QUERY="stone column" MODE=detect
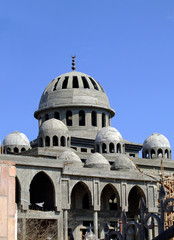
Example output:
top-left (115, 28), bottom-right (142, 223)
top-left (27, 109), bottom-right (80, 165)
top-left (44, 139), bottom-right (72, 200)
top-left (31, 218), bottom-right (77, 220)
top-left (93, 211), bottom-right (98, 239)
top-left (64, 210), bottom-right (68, 240)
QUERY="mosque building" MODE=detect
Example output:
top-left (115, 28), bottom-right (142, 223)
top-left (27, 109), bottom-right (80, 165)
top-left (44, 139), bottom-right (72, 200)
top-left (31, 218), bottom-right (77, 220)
top-left (1, 57), bottom-right (173, 240)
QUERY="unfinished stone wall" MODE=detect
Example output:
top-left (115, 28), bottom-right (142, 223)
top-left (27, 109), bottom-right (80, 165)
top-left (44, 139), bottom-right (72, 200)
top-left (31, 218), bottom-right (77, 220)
top-left (0, 160), bottom-right (16, 240)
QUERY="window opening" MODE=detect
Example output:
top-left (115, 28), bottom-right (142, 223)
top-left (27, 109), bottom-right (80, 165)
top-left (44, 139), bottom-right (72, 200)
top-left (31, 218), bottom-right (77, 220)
top-left (109, 143), bottom-right (115, 153)
top-left (54, 112), bottom-right (60, 120)
top-left (72, 76), bottom-right (79, 88)
top-left (102, 143), bottom-right (107, 153)
top-left (79, 110), bottom-right (85, 126)
top-left (165, 149), bottom-right (169, 158)
top-left (117, 143), bottom-right (121, 153)
top-left (45, 136), bottom-right (50, 147)
top-left (102, 113), bottom-right (106, 127)
top-left (21, 148), bottom-right (26, 152)
top-left (61, 136), bottom-right (66, 147)
top-left (158, 149), bottom-right (163, 158)
top-left (14, 147), bottom-right (19, 153)
top-left (81, 76), bottom-right (90, 89)
top-left (53, 78), bottom-right (60, 91)
top-left (81, 148), bottom-right (87, 152)
top-left (45, 114), bottom-right (49, 121)
top-left (66, 111), bottom-right (72, 126)
top-left (151, 149), bottom-right (156, 159)
top-left (62, 77), bottom-right (69, 89)
top-left (53, 136), bottom-right (58, 146)
top-left (91, 111), bottom-right (97, 126)
top-left (89, 77), bottom-right (99, 90)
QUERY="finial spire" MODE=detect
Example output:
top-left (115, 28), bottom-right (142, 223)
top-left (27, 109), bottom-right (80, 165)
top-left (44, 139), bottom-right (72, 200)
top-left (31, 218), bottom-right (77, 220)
top-left (72, 55), bottom-right (76, 71)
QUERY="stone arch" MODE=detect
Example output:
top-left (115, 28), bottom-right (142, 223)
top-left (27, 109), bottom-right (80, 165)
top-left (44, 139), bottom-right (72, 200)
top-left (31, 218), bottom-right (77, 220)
top-left (53, 135), bottom-right (58, 146)
top-left (70, 181), bottom-right (92, 210)
top-left (109, 142), bottom-right (115, 153)
top-left (15, 177), bottom-right (21, 208)
top-left (21, 148), bottom-right (26, 152)
top-left (151, 149), bottom-right (156, 159)
top-left (45, 136), bottom-right (50, 147)
top-left (100, 183), bottom-right (120, 211)
top-left (158, 149), bottom-right (163, 158)
top-left (128, 185), bottom-right (146, 219)
top-left (29, 171), bottom-right (55, 211)
top-left (14, 147), bottom-right (19, 153)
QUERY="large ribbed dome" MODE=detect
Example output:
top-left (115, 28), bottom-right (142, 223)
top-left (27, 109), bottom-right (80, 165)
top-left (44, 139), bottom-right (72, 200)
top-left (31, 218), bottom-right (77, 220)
top-left (34, 71), bottom-right (115, 118)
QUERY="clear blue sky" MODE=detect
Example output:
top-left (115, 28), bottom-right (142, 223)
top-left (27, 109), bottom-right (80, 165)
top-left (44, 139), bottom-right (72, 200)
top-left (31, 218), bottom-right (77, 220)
top-left (1, 0), bottom-right (174, 157)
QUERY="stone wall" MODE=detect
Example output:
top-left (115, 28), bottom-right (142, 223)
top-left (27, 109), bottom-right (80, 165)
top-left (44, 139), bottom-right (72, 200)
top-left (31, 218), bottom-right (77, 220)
top-left (0, 160), bottom-right (16, 240)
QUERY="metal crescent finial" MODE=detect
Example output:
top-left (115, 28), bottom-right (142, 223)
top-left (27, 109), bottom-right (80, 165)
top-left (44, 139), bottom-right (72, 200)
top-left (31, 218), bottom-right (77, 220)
top-left (71, 55), bottom-right (76, 71)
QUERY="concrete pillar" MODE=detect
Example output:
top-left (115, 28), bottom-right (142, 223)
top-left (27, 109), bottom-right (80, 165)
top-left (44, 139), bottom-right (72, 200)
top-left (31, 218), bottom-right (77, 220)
top-left (22, 218), bottom-right (26, 240)
top-left (93, 211), bottom-right (98, 239)
top-left (64, 210), bottom-right (68, 240)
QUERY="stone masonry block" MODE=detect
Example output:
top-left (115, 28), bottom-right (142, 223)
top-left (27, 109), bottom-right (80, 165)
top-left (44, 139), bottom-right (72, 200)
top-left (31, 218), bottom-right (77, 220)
top-left (8, 217), bottom-right (15, 240)
top-left (0, 196), bottom-right (7, 237)
top-left (9, 166), bottom-right (16, 178)
top-left (8, 178), bottom-right (15, 217)
top-left (0, 165), bottom-right (8, 196)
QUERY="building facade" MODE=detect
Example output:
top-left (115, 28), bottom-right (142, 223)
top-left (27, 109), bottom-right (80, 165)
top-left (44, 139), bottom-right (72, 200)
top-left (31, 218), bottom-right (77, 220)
top-left (1, 61), bottom-right (173, 239)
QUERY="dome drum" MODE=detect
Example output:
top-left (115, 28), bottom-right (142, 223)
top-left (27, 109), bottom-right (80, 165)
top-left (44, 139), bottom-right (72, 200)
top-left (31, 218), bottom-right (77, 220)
top-left (142, 147), bottom-right (171, 159)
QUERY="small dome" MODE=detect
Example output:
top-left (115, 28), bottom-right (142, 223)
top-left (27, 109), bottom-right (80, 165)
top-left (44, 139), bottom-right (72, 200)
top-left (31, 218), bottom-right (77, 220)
top-left (143, 133), bottom-right (170, 149)
top-left (111, 155), bottom-right (136, 171)
top-left (95, 127), bottom-right (122, 143)
top-left (39, 118), bottom-right (69, 135)
top-left (58, 150), bottom-right (83, 166)
top-left (3, 131), bottom-right (30, 147)
top-left (85, 153), bottom-right (110, 170)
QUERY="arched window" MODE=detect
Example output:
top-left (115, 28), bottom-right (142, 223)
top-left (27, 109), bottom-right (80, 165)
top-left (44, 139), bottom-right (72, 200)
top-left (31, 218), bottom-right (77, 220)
top-left (151, 149), bottom-right (156, 159)
top-left (14, 147), bottom-right (19, 153)
top-left (54, 112), bottom-right (60, 120)
top-left (109, 143), bottom-right (115, 153)
top-left (91, 111), bottom-right (97, 126)
top-left (102, 143), bottom-right (107, 153)
top-left (81, 76), bottom-right (90, 89)
top-left (62, 77), bottom-right (69, 89)
top-left (21, 148), bottom-right (26, 152)
top-left (165, 149), bottom-right (169, 159)
top-left (158, 149), bottom-right (163, 158)
top-left (73, 76), bottom-right (79, 88)
top-left (66, 111), bottom-right (72, 126)
top-left (45, 136), bottom-right (50, 147)
top-left (79, 110), bottom-right (85, 126)
top-left (145, 150), bottom-right (149, 158)
top-left (61, 136), bottom-right (66, 147)
top-left (102, 113), bottom-right (106, 127)
top-left (30, 172), bottom-right (55, 211)
top-left (45, 114), bottom-right (49, 121)
top-left (117, 143), bottom-right (121, 153)
top-left (53, 136), bottom-right (58, 146)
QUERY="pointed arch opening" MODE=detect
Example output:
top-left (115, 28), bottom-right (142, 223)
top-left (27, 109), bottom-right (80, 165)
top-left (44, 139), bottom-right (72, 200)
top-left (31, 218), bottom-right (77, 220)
top-left (128, 185), bottom-right (146, 219)
top-left (71, 182), bottom-right (92, 210)
top-left (30, 172), bottom-right (55, 211)
top-left (101, 184), bottom-right (120, 211)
